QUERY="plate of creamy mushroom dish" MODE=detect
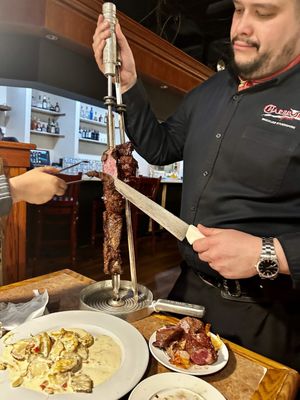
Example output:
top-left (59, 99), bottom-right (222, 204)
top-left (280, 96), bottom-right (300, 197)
top-left (0, 310), bottom-right (149, 400)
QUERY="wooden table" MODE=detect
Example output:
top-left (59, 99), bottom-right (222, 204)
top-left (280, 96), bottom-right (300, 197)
top-left (0, 269), bottom-right (299, 399)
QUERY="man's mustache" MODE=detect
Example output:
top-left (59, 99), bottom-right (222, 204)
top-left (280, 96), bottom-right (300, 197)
top-left (231, 36), bottom-right (259, 50)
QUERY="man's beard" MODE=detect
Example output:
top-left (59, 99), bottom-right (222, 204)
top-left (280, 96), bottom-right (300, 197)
top-left (229, 48), bottom-right (270, 79)
top-left (228, 35), bottom-right (298, 79)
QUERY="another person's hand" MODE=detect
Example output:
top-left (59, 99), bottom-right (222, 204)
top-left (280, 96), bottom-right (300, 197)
top-left (93, 14), bottom-right (137, 93)
top-left (9, 167), bottom-right (67, 205)
top-left (192, 224), bottom-right (289, 278)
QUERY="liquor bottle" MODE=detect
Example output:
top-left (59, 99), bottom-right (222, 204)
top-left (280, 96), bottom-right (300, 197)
top-left (42, 96), bottom-right (47, 109)
top-left (37, 95), bottom-right (43, 108)
top-left (85, 106), bottom-right (89, 119)
top-left (89, 107), bottom-right (94, 120)
top-left (31, 95), bottom-right (36, 107)
top-left (55, 102), bottom-right (60, 113)
top-left (51, 119), bottom-right (56, 134)
top-left (55, 122), bottom-right (60, 134)
top-left (80, 105), bottom-right (85, 118)
top-left (47, 117), bottom-right (51, 133)
top-left (104, 113), bottom-right (108, 124)
top-left (31, 117), bottom-right (37, 130)
top-left (36, 118), bottom-right (42, 131)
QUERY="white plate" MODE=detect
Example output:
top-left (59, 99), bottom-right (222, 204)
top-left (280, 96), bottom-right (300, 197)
top-left (0, 310), bottom-right (149, 400)
top-left (129, 372), bottom-right (226, 400)
top-left (149, 331), bottom-right (228, 375)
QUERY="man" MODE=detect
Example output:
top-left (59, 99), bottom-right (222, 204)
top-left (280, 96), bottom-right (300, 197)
top-left (0, 167), bottom-right (67, 216)
top-left (93, 0), bottom-right (300, 370)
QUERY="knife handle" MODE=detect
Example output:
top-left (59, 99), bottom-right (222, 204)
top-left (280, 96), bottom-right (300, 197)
top-left (153, 299), bottom-right (205, 318)
top-left (186, 225), bottom-right (205, 244)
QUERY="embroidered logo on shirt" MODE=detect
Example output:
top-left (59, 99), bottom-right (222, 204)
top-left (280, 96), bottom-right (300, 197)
top-left (261, 104), bottom-right (300, 130)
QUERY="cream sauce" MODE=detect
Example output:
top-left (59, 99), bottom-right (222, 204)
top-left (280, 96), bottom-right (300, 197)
top-left (0, 328), bottom-right (121, 395)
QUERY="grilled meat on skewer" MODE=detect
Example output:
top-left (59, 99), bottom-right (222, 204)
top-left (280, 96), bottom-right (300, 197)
top-left (87, 142), bottom-right (138, 275)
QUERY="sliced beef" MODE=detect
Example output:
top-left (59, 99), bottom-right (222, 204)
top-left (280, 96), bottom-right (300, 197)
top-left (185, 332), bottom-right (217, 365)
top-left (153, 325), bottom-right (184, 348)
top-left (178, 316), bottom-right (204, 334)
top-left (152, 317), bottom-right (219, 367)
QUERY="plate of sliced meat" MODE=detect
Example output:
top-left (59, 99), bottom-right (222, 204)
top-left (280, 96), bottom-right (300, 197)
top-left (149, 317), bottom-right (229, 375)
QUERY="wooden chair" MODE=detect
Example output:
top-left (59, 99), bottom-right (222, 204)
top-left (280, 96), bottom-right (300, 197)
top-left (32, 173), bottom-right (82, 273)
top-left (128, 175), bottom-right (161, 256)
top-left (91, 195), bottom-right (104, 246)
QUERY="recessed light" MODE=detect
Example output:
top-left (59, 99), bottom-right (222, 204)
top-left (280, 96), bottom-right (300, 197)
top-left (160, 84), bottom-right (168, 90)
top-left (45, 33), bottom-right (58, 41)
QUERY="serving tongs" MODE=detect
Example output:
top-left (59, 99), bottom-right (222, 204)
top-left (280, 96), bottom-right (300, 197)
top-left (102, 2), bottom-right (138, 304)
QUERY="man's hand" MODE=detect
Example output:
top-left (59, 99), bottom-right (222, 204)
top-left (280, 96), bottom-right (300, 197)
top-left (192, 224), bottom-right (290, 278)
top-left (192, 224), bottom-right (262, 279)
top-left (9, 167), bottom-right (67, 205)
top-left (93, 14), bottom-right (137, 93)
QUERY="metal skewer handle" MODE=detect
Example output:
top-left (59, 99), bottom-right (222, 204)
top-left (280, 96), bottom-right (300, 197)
top-left (102, 2), bottom-right (118, 77)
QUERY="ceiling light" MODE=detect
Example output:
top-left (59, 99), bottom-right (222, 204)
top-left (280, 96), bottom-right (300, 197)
top-left (45, 34), bottom-right (58, 41)
top-left (160, 84), bottom-right (168, 89)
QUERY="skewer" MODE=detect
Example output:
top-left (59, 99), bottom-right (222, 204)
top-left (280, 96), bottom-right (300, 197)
top-left (102, 2), bottom-right (138, 303)
top-left (102, 2), bottom-right (121, 302)
top-left (115, 63), bottom-right (138, 300)
top-left (52, 160), bottom-right (89, 174)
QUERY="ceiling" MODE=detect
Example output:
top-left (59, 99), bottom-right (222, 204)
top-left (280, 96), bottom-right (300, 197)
top-left (113, 0), bottom-right (234, 71)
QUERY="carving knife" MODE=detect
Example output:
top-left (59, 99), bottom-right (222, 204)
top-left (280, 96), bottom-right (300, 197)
top-left (114, 177), bottom-right (205, 244)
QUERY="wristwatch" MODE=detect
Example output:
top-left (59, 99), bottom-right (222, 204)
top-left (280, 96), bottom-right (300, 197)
top-left (255, 237), bottom-right (279, 279)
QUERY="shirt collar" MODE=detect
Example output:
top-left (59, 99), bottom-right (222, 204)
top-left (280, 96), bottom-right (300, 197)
top-left (238, 54), bottom-right (300, 91)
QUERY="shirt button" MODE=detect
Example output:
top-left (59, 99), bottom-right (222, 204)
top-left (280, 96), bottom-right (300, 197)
top-left (203, 171), bottom-right (209, 177)
top-left (191, 206), bottom-right (196, 211)
top-left (216, 133), bottom-right (221, 139)
top-left (233, 95), bottom-right (239, 101)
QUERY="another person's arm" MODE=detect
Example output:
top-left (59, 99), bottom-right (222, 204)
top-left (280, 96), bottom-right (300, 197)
top-left (9, 167), bottom-right (67, 205)
top-left (0, 167), bottom-right (67, 216)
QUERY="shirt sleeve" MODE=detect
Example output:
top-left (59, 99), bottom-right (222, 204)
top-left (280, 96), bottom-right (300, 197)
top-left (123, 79), bottom-right (187, 165)
top-left (0, 174), bottom-right (12, 216)
top-left (277, 233), bottom-right (300, 288)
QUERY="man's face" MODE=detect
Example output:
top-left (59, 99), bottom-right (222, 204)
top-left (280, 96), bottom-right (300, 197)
top-left (230, 0), bottom-right (300, 79)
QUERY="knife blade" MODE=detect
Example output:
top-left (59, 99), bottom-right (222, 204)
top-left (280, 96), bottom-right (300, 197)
top-left (114, 177), bottom-right (205, 244)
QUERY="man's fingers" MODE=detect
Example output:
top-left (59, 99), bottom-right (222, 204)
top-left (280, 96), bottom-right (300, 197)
top-left (197, 224), bottom-right (223, 236)
top-left (198, 250), bottom-right (211, 263)
top-left (57, 179), bottom-right (67, 192)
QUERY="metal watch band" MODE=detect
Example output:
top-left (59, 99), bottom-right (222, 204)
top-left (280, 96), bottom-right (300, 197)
top-left (261, 237), bottom-right (277, 259)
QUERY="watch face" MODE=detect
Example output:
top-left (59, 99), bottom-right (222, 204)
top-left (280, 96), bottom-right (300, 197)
top-left (257, 259), bottom-right (279, 279)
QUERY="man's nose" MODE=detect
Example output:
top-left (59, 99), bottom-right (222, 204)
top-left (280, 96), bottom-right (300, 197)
top-left (234, 13), bottom-right (254, 37)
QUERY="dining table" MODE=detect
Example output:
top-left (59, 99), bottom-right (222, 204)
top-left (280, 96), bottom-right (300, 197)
top-left (0, 268), bottom-right (299, 400)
